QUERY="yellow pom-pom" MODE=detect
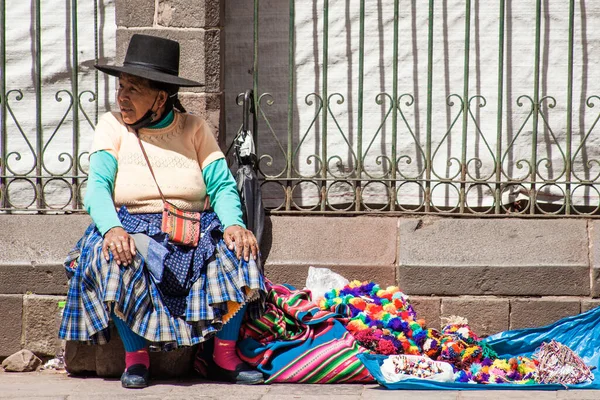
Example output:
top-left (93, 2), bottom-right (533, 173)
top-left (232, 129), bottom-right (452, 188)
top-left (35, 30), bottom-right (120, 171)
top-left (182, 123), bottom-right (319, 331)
top-left (383, 303), bottom-right (396, 313)
top-left (463, 346), bottom-right (478, 358)
top-left (492, 359), bottom-right (510, 371)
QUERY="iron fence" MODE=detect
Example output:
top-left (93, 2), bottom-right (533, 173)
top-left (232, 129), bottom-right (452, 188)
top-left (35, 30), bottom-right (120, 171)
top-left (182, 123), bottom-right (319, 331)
top-left (3, 1), bottom-right (600, 217)
top-left (0, 0), bottom-right (108, 212)
top-left (240, 0), bottom-right (600, 216)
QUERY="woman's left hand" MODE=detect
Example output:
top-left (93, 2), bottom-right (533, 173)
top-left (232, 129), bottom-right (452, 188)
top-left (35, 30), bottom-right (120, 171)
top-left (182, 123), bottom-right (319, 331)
top-left (223, 225), bottom-right (258, 261)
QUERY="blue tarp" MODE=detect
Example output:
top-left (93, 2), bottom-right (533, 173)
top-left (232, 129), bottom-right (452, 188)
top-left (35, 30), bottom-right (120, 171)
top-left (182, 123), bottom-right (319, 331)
top-left (357, 305), bottom-right (600, 390)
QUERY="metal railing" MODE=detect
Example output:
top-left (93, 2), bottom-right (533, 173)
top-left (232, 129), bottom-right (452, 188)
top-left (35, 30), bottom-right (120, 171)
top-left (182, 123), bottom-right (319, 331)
top-left (240, 0), bottom-right (600, 216)
top-left (3, 1), bottom-right (600, 218)
top-left (0, 0), bottom-right (105, 212)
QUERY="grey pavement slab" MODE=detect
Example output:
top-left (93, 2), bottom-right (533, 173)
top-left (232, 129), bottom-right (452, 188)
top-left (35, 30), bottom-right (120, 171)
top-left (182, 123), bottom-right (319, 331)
top-left (1, 371), bottom-right (599, 399)
top-left (362, 388), bottom-right (459, 400)
top-left (557, 391), bottom-right (600, 399)
top-left (458, 391), bottom-right (558, 400)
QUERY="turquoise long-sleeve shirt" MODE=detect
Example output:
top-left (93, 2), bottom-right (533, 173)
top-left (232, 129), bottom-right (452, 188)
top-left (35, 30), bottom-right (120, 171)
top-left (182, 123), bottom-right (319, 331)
top-left (84, 112), bottom-right (244, 236)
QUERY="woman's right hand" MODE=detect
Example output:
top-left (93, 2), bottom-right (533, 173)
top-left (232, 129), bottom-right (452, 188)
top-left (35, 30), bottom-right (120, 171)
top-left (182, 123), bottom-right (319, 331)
top-left (102, 227), bottom-right (136, 266)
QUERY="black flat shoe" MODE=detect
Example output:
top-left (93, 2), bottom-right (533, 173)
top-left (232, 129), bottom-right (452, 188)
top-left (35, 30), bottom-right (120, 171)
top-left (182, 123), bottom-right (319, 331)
top-left (208, 362), bottom-right (264, 385)
top-left (120, 364), bottom-right (150, 388)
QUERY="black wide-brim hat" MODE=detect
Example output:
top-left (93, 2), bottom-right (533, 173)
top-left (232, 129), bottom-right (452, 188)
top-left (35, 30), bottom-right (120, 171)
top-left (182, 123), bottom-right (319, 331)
top-left (95, 34), bottom-right (203, 87)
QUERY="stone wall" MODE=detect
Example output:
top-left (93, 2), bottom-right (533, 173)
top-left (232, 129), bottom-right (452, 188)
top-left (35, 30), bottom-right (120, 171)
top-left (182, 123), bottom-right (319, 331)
top-left (2, 214), bottom-right (600, 361)
top-left (114, 0), bottom-right (224, 143)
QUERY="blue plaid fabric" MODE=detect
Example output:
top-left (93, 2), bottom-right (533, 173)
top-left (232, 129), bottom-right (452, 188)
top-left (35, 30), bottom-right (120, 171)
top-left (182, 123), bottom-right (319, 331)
top-left (59, 207), bottom-right (265, 346)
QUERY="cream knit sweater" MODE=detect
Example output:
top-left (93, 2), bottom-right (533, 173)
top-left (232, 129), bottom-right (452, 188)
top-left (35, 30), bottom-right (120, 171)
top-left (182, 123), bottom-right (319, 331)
top-left (91, 111), bottom-right (224, 214)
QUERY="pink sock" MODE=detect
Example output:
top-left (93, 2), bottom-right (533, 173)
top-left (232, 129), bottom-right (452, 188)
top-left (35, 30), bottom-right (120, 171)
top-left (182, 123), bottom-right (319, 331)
top-left (125, 349), bottom-right (150, 370)
top-left (213, 338), bottom-right (243, 371)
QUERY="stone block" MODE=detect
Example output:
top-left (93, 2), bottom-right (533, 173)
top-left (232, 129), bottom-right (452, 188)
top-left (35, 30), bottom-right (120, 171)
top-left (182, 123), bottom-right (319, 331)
top-left (115, 0), bottom-right (155, 27)
top-left (95, 327), bottom-right (126, 378)
top-left (264, 264), bottom-right (396, 292)
top-left (22, 295), bottom-right (66, 357)
top-left (157, 0), bottom-right (221, 27)
top-left (441, 297), bottom-right (509, 337)
top-left (0, 215), bottom-right (91, 265)
top-left (150, 345), bottom-right (197, 378)
top-left (65, 324), bottom-right (196, 378)
top-left (409, 296), bottom-right (441, 330)
top-left (116, 28), bottom-right (212, 93)
top-left (1, 349), bottom-right (42, 372)
top-left (264, 216), bottom-right (398, 267)
top-left (509, 298), bottom-right (581, 330)
top-left (179, 92), bottom-right (222, 141)
top-left (202, 28), bottom-right (221, 93)
top-left (398, 218), bottom-right (589, 296)
top-left (0, 264), bottom-right (68, 295)
top-left (64, 341), bottom-right (96, 375)
top-left (590, 221), bottom-right (600, 297)
top-left (398, 265), bottom-right (588, 297)
top-left (0, 295), bottom-right (23, 358)
top-left (581, 299), bottom-right (600, 313)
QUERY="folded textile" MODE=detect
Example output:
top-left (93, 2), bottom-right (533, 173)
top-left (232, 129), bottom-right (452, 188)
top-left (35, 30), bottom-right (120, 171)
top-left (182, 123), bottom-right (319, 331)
top-left (236, 282), bottom-right (374, 384)
top-left (130, 233), bottom-right (167, 283)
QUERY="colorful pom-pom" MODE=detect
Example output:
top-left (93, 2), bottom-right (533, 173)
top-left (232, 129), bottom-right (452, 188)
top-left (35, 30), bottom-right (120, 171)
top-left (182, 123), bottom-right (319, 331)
top-left (319, 280), bottom-right (543, 385)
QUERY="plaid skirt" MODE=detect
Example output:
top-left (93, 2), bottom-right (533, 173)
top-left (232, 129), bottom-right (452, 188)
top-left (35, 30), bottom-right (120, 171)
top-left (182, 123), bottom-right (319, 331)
top-left (59, 207), bottom-right (266, 346)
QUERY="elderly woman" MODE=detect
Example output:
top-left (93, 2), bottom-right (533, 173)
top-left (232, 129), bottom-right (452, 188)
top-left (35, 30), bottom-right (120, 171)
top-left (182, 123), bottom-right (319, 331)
top-left (59, 34), bottom-right (266, 388)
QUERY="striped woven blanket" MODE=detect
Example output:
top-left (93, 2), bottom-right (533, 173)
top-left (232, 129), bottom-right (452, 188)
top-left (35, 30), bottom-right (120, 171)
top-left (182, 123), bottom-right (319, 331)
top-left (237, 282), bottom-right (374, 383)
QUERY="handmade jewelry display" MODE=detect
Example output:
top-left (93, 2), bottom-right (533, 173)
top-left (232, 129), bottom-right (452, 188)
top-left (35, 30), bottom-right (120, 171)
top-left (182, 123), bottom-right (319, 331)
top-left (380, 354), bottom-right (454, 383)
top-left (535, 340), bottom-right (593, 385)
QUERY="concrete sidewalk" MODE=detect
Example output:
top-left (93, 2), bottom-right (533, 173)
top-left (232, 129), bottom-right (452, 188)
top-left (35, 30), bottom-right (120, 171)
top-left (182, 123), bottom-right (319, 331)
top-left (1, 370), bottom-right (599, 400)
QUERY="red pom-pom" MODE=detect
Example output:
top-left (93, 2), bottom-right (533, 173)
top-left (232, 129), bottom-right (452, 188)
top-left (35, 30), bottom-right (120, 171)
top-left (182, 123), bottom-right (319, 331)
top-left (376, 340), bottom-right (397, 355)
top-left (366, 303), bottom-right (383, 314)
top-left (351, 298), bottom-right (367, 311)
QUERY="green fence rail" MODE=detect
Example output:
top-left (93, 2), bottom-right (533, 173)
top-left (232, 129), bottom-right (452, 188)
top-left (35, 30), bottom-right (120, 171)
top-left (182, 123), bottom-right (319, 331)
top-left (244, 0), bottom-right (600, 216)
top-left (0, 0), bottom-right (101, 212)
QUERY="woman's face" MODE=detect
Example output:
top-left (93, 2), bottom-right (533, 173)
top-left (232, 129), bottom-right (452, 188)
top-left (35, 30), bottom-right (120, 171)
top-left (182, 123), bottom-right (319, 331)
top-left (117, 73), bottom-right (164, 124)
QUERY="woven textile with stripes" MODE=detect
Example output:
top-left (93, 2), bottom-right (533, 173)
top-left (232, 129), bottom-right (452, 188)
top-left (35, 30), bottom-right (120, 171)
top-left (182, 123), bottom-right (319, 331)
top-left (236, 282), bottom-right (374, 383)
